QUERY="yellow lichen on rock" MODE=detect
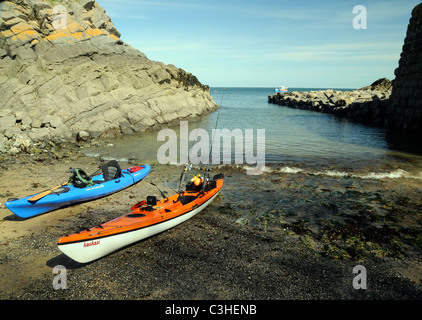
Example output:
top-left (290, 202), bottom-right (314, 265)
top-left (1, 30), bottom-right (14, 38)
top-left (109, 34), bottom-right (119, 41)
top-left (85, 28), bottom-right (107, 37)
top-left (66, 21), bottom-right (85, 34)
top-left (10, 22), bottom-right (33, 35)
top-left (18, 29), bottom-right (40, 39)
top-left (71, 31), bottom-right (85, 41)
top-left (44, 32), bottom-right (69, 42)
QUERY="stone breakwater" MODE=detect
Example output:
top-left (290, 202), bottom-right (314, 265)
top-left (268, 79), bottom-right (392, 124)
top-left (0, 0), bottom-right (217, 156)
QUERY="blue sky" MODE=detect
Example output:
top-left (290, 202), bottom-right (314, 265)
top-left (97, 0), bottom-right (421, 88)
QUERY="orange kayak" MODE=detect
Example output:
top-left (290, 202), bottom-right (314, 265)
top-left (57, 174), bottom-right (224, 263)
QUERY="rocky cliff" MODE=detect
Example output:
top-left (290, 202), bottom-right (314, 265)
top-left (0, 0), bottom-right (217, 155)
top-left (387, 3), bottom-right (422, 131)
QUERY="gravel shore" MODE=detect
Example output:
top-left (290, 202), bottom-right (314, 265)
top-left (1, 152), bottom-right (422, 300)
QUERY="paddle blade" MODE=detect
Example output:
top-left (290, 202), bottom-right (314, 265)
top-left (28, 183), bottom-right (66, 203)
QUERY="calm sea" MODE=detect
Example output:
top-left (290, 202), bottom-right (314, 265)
top-left (82, 87), bottom-right (422, 179)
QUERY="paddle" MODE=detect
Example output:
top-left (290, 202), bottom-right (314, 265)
top-left (27, 182), bottom-right (67, 203)
top-left (26, 165), bottom-right (103, 204)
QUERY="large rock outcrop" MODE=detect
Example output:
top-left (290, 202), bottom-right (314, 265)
top-left (387, 3), bottom-right (422, 131)
top-left (0, 0), bottom-right (217, 155)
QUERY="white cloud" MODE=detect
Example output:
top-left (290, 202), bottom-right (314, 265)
top-left (264, 42), bottom-right (402, 62)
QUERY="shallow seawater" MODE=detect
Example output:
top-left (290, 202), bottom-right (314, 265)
top-left (81, 87), bottom-right (422, 180)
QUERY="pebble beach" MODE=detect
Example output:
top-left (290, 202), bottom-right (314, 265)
top-left (1, 147), bottom-right (422, 300)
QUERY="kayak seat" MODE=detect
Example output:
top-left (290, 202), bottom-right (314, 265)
top-left (186, 183), bottom-right (202, 192)
top-left (213, 173), bottom-right (224, 180)
top-left (205, 181), bottom-right (217, 191)
top-left (177, 195), bottom-right (197, 205)
top-left (102, 160), bottom-right (122, 181)
top-left (145, 196), bottom-right (157, 211)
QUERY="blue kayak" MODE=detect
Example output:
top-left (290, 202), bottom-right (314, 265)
top-left (5, 162), bottom-right (151, 219)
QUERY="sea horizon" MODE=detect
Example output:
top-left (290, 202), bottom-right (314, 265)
top-left (210, 86), bottom-right (359, 90)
